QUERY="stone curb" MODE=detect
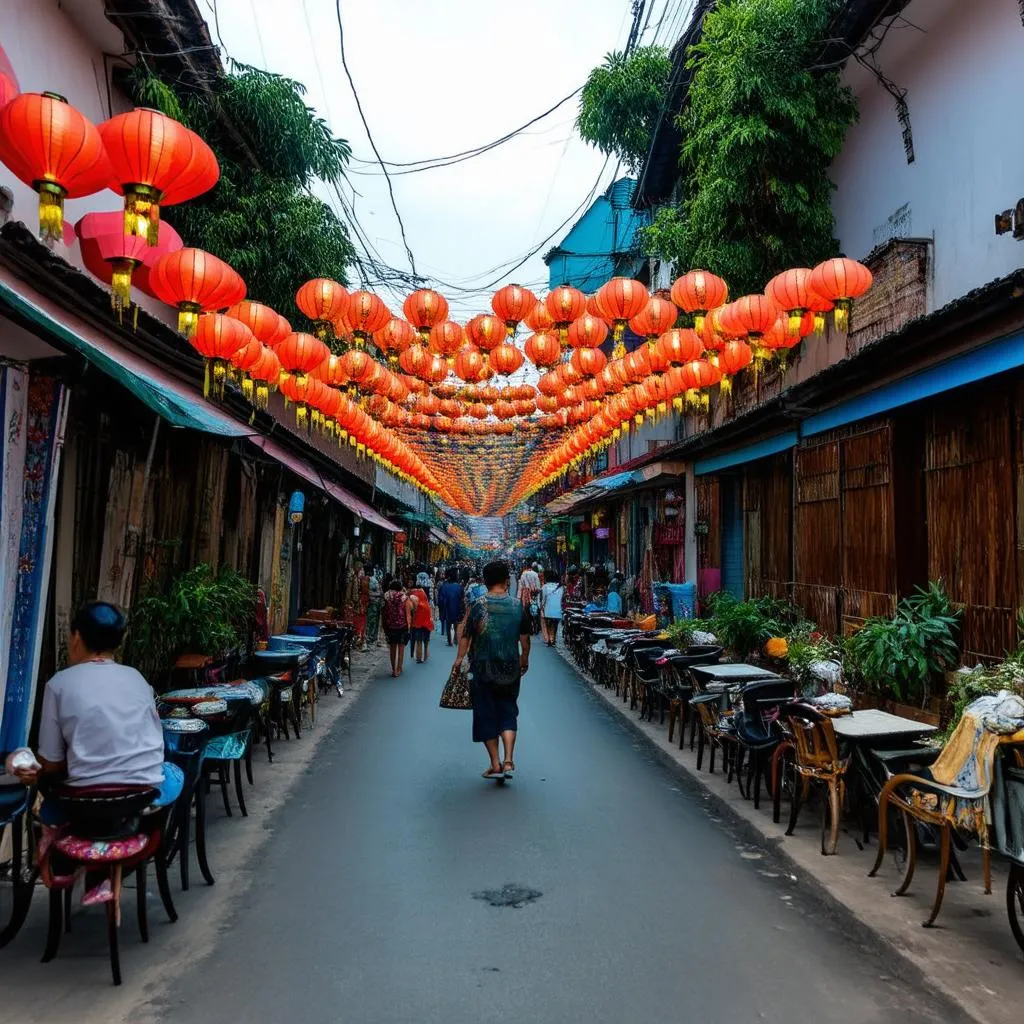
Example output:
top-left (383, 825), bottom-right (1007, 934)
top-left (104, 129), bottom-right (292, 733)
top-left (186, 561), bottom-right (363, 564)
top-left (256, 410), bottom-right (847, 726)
top-left (558, 645), bottom-right (996, 1024)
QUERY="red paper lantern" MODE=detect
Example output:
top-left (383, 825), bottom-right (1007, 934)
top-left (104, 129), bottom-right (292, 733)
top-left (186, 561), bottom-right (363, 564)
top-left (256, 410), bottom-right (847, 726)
top-left (149, 248), bottom-right (245, 336)
top-left (98, 108), bottom-right (218, 244)
top-left (523, 300), bottom-right (554, 333)
top-left (277, 332), bottom-right (330, 384)
top-left (0, 93), bottom-right (113, 241)
top-left (376, 317), bottom-right (418, 366)
top-left (491, 284), bottom-right (537, 335)
top-left (454, 346), bottom-right (487, 382)
top-left (465, 313), bottom-right (506, 352)
top-left (545, 286), bottom-right (586, 338)
top-left (566, 314), bottom-right (609, 350)
top-left (656, 328), bottom-right (702, 366)
top-left (0, 43), bottom-right (19, 109)
top-left (428, 320), bottom-right (464, 360)
top-left (248, 345), bottom-right (282, 409)
top-left (398, 343), bottom-right (431, 377)
top-left (347, 290), bottom-right (390, 343)
top-left (191, 313), bottom-right (253, 398)
top-left (489, 343), bottom-right (524, 376)
top-left (629, 296), bottom-right (677, 345)
top-left (524, 331), bottom-right (561, 368)
top-left (570, 347), bottom-right (607, 378)
top-left (226, 299), bottom-right (291, 347)
top-left (296, 278), bottom-right (349, 340)
top-left (718, 339), bottom-right (753, 377)
top-left (765, 268), bottom-right (822, 337)
top-left (720, 295), bottom-right (779, 343)
top-left (403, 289), bottom-right (449, 341)
top-left (670, 270), bottom-right (728, 332)
top-left (597, 278), bottom-right (649, 354)
top-left (809, 258), bottom-right (873, 331)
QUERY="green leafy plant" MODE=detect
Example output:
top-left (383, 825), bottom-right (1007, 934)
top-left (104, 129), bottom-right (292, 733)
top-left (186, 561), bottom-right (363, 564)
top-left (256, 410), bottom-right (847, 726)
top-left (641, 0), bottom-right (858, 297)
top-left (577, 46), bottom-right (673, 172)
top-left (128, 61), bottom-right (354, 325)
top-left (709, 595), bottom-right (801, 660)
top-left (125, 564), bottom-right (257, 687)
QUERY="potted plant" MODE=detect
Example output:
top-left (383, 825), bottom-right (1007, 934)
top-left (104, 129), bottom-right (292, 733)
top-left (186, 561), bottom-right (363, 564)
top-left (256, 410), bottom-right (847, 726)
top-left (126, 563), bottom-right (257, 690)
top-left (843, 582), bottom-right (961, 724)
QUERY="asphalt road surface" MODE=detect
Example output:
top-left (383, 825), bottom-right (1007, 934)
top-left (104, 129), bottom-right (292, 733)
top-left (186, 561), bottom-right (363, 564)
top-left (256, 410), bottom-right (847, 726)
top-left (158, 638), bottom-right (962, 1024)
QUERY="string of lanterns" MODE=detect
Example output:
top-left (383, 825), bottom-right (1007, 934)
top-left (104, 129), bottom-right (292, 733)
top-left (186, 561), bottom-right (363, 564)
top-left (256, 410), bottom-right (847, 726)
top-left (0, 83), bottom-right (873, 517)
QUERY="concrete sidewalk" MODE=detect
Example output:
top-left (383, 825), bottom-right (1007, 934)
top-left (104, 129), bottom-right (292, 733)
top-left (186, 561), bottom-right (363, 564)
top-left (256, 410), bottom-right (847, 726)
top-left (558, 645), bottom-right (1024, 1024)
top-left (0, 645), bottom-right (389, 1024)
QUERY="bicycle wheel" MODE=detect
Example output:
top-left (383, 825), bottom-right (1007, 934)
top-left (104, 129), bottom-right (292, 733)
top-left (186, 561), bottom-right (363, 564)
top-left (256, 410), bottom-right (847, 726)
top-left (1006, 861), bottom-right (1024, 953)
top-left (0, 806), bottom-right (37, 948)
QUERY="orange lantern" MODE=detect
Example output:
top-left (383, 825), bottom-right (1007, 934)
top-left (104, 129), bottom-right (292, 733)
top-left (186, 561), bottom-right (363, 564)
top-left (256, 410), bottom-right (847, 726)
top-left (809, 258), bottom-right (873, 331)
top-left (296, 278), bottom-right (349, 341)
top-left (489, 343), bottom-right (524, 376)
top-left (0, 44), bottom-right (19, 109)
top-left (403, 288), bottom-right (449, 342)
top-left (670, 270), bottom-right (728, 332)
top-left (629, 296), bottom-right (677, 348)
top-left (149, 248), bottom-right (245, 336)
top-left (98, 108), bottom-right (218, 244)
top-left (375, 317), bottom-right (418, 367)
top-left (347, 290), bottom-right (390, 345)
top-left (524, 331), bottom-right (561, 368)
top-left (720, 295), bottom-right (779, 361)
top-left (491, 284), bottom-right (537, 336)
top-left (465, 313), bottom-right (506, 352)
top-left (248, 345), bottom-right (282, 409)
top-left (523, 300), bottom-right (555, 333)
top-left (766, 268), bottom-right (822, 337)
top-left (571, 346), bottom-right (607, 378)
top-left (454, 346), bottom-right (487, 382)
top-left (278, 332), bottom-right (330, 385)
top-left (566, 314), bottom-right (609, 351)
top-left (398, 343), bottom-right (431, 378)
top-left (225, 299), bottom-right (291, 348)
top-left (0, 93), bottom-right (113, 241)
top-left (191, 313), bottom-right (253, 398)
top-left (545, 286), bottom-right (586, 341)
top-left (717, 339), bottom-right (753, 395)
top-left (656, 328), bottom-right (702, 366)
top-left (597, 277), bottom-right (649, 355)
top-left (423, 354), bottom-right (449, 384)
top-left (428, 320), bottom-right (464, 361)
top-left (75, 211), bottom-right (157, 315)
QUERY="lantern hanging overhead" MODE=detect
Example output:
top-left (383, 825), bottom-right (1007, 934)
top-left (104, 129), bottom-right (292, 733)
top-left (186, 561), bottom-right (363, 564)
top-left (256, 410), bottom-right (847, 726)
top-left (544, 286), bottom-right (586, 342)
top-left (524, 331), bottom-right (561, 369)
top-left (428, 319), bottom-right (465, 362)
top-left (491, 284), bottom-right (537, 336)
top-left (225, 299), bottom-right (291, 347)
top-left (276, 331), bottom-right (330, 385)
top-left (597, 278), bottom-right (650, 356)
top-left (570, 346), bottom-right (607, 379)
top-left (630, 296), bottom-right (678, 348)
top-left (523, 300), bottom-right (555, 333)
top-left (454, 346), bottom-right (487, 383)
top-left (670, 270), bottom-right (729, 332)
top-left (98, 108), bottom-right (219, 245)
top-left (376, 317), bottom-right (418, 367)
top-left (296, 278), bottom-right (349, 342)
top-left (403, 288), bottom-right (449, 342)
top-left (191, 312), bottom-right (253, 398)
top-left (247, 345), bottom-right (282, 410)
top-left (398, 343), bottom-right (431, 378)
top-left (809, 258), bottom-right (873, 331)
top-left (566, 314), bottom-right (609, 351)
top-left (346, 290), bottom-right (390, 345)
top-left (0, 92), bottom-right (113, 241)
top-left (489, 342), bottom-right (524, 376)
top-left (765, 268), bottom-right (822, 336)
top-left (465, 313), bottom-right (506, 353)
top-left (0, 43), bottom-right (19, 109)
top-left (149, 247), bottom-right (245, 336)
top-left (656, 328), bottom-right (703, 367)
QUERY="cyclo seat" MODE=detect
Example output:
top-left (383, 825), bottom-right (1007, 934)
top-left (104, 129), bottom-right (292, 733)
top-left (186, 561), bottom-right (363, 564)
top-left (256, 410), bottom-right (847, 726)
top-left (49, 784), bottom-right (159, 840)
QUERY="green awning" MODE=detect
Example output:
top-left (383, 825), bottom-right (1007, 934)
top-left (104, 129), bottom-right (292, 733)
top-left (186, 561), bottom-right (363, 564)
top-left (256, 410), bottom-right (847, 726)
top-left (0, 278), bottom-right (249, 438)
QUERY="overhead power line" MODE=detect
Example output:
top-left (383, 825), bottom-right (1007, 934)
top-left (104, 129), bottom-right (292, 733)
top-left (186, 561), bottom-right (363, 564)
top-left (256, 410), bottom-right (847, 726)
top-left (333, 0), bottom-right (419, 278)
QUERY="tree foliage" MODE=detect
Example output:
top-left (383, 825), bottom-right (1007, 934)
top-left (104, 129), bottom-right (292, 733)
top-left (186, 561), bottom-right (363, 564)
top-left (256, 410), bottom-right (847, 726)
top-left (129, 62), bottom-right (355, 323)
top-left (642, 0), bottom-right (857, 296)
top-left (576, 46), bottom-right (672, 172)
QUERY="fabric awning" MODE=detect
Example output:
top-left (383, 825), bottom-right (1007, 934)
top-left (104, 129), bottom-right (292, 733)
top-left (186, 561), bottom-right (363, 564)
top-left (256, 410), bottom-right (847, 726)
top-left (428, 526), bottom-right (450, 545)
top-left (249, 436), bottom-right (401, 533)
top-left (0, 272), bottom-right (249, 438)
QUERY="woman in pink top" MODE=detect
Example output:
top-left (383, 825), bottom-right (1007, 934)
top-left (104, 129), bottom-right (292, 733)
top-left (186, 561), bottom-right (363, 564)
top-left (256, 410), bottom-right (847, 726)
top-left (407, 580), bottom-right (434, 664)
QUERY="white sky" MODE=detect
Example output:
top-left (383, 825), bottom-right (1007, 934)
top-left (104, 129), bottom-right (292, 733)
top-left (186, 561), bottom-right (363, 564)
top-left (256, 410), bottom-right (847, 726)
top-left (205, 0), bottom-right (686, 323)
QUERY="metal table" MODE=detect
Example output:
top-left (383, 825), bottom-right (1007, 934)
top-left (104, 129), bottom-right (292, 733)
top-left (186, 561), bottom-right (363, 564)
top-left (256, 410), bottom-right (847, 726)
top-left (690, 663), bottom-right (783, 694)
top-left (831, 709), bottom-right (937, 741)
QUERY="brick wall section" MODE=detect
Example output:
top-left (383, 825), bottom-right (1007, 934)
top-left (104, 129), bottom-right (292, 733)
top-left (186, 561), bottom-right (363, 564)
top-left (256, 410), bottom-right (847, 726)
top-left (847, 238), bottom-right (930, 356)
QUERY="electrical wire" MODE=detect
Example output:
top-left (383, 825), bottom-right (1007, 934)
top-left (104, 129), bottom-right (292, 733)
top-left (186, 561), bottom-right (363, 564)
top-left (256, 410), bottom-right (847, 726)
top-left (333, 0), bottom-right (419, 278)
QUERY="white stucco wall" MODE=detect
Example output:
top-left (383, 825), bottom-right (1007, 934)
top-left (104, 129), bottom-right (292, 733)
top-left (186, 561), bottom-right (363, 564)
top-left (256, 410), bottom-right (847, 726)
top-left (830, 0), bottom-right (1024, 311)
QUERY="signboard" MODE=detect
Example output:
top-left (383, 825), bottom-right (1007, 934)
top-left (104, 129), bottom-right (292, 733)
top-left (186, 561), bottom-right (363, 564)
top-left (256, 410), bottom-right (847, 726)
top-left (594, 527), bottom-right (610, 539)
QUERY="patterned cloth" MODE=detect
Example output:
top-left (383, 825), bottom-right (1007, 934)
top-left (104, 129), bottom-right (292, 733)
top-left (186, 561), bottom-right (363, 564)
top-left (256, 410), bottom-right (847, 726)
top-left (466, 595), bottom-right (531, 695)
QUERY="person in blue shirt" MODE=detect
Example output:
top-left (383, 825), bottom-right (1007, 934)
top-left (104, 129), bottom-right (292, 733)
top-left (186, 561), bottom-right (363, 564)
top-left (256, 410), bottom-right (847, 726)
top-left (436, 567), bottom-right (466, 646)
top-left (606, 580), bottom-right (623, 615)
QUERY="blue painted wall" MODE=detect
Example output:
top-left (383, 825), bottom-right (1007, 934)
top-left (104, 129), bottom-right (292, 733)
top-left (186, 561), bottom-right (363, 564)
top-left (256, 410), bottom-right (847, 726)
top-left (544, 178), bottom-right (650, 292)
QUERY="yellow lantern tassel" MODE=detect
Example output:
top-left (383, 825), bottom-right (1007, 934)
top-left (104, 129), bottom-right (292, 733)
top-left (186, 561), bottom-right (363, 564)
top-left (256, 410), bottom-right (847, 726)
top-left (813, 312), bottom-right (826, 335)
top-left (241, 375), bottom-right (254, 402)
top-left (37, 182), bottom-right (66, 243)
top-left (720, 376), bottom-right (732, 396)
top-left (694, 312), bottom-right (706, 333)
top-left (356, 443), bottom-right (366, 459)
top-left (787, 311), bottom-right (805, 336)
top-left (834, 299), bottom-right (852, 332)
top-left (109, 259), bottom-right (134, 316)
top-left (349, 434), bottom-right (357, 446)
top-left (203, 360), bottom-right (210, 398)
top-left (296, 403), bottom-right (308, 430)
top-left (256, 382), bottom-right (268, 409)
top-left (672, 396), bottom-right (683, 412)
top-left (634, 413), bottom-right (643, 426)
top-left (124, 184), bottom-right (162, 245)
top-left (622, 421), bottom-right (630, 435)
top-left (212, 359), bottom-right (228, 401)
top-left (177, 303), bottom-right (201, 338)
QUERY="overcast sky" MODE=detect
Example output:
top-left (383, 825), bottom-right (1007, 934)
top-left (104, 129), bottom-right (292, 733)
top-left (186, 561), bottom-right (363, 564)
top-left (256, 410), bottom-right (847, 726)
top-left (206, 0), bottom-right (689, 322)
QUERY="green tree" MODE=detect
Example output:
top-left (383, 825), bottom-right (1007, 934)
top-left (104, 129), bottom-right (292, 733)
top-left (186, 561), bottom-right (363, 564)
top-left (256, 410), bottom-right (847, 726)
top-left (642, 0), bottom-right (857, 296)
top-left (130, 62), bottom-right (355, 323)
top-left (577, 46), bottom-right (672, 172)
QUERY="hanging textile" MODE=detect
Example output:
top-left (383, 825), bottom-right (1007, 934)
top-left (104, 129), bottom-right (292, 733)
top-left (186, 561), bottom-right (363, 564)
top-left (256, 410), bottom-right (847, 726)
top-left (0, 370), bottom-right (68, 753)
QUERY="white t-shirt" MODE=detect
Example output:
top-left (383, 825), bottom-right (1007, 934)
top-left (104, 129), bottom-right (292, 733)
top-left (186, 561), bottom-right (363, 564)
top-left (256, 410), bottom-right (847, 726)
top-left (37, 661), bottom-right (165, 787)
top-left (541, 581), bottom-right (564, 619)
top-left (519, 569), bottom-right (541, 602)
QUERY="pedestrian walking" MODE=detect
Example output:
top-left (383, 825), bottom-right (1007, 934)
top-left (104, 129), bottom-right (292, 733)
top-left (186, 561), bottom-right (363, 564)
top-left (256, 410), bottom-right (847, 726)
top-left (540, 570), bottom-right (564, 647)
top-left (518, 562), bottom-right (542, 636)
top-left (366, 570), bottom-right (383, 646)
top-left (452, 559), bottom-right (531, 780)
top-left (437, 567), bottom-right (466, 646)
top-left (382, 579), bottom-right (414, 677)
top-left (407, 578), bottom-right (434, 664)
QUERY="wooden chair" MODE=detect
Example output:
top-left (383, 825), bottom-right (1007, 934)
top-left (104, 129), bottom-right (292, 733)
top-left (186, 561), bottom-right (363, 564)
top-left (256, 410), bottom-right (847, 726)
top-left (690, 693), bottom-right (739, 780)
top-left (780, 704), bottom-right (850, 855)
top-left (868, 715), bottom-right (1024, 927)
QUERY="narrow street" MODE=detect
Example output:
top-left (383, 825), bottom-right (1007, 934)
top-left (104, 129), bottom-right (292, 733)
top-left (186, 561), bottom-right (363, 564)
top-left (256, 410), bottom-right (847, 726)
top-left (154, 642), bottom-right (957, 1024)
